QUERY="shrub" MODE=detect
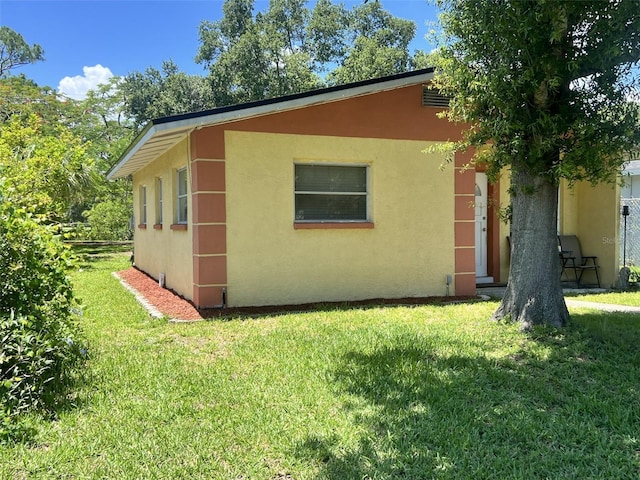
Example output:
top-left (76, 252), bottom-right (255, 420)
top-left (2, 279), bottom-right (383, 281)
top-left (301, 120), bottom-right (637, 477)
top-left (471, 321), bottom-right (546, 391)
top-left (83, 199), bottom-right (132, 241)
top-left (0, 199), bottom-right (86, 440)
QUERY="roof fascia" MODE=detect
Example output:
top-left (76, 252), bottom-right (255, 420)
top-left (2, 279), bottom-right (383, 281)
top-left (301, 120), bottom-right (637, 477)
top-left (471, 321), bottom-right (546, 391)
top-left (106, 122), bottom-right (156, 180)
top-left (107, 69), bottom-right (435, 180)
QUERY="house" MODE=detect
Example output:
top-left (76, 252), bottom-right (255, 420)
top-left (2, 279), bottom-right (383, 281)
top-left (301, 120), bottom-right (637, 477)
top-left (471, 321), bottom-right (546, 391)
top-left (619, 160), bottom-right (640, 266)
top-left (108, 68), bottom-right (620, 308)
top-left (621, 160), bottom-right (640, 198)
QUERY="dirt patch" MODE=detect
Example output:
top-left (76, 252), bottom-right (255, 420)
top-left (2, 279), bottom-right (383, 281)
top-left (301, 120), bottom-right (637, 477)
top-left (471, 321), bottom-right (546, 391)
top-left (116, 266), bottom-right (479, 322)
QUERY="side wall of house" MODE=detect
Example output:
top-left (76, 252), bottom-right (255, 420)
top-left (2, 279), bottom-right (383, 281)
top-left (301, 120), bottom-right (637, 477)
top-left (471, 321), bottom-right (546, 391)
top-left (132, 140), bottom-right (194, 298)
top-left (188, 83), bottom-right (485, 307)
top-left (222, 131), bottom-right (455, 307)
top-left (559, 180), bottom-right (620, 287)
top-left (191, 85), bottom-right (484, 306)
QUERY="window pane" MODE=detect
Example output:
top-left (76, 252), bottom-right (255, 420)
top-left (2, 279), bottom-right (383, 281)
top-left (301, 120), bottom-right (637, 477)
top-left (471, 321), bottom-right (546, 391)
top-left (178, 197), bottom-right (188, 223)
top-left (178, 169), bottom-right (187, 195)
top-left (295, 165), bottom-right (366, 193)
top-left (295, 194), bottom-right (367, 220)
top-left (156, 178), bottom-right (163, 224)
top-left (177, 168), bottom-right (188, 223)
top-left (141, 186), bottom-right (147, 224)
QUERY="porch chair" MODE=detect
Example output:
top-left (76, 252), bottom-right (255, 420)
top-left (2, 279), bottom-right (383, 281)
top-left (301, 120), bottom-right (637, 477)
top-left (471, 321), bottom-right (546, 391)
top-left (558, 235), bottom-right (601, 288)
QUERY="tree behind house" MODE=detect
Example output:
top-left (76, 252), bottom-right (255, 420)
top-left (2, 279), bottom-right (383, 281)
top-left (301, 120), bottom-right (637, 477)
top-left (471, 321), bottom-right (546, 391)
top-left (194, 0), bottom-right (420, 106)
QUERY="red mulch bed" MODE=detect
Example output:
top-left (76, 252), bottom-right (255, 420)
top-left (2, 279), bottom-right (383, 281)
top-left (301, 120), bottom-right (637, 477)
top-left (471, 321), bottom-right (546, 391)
top-left (116, 266), bottom-right (478, 321)
top-left (117, 267), bottom-right (204, 321)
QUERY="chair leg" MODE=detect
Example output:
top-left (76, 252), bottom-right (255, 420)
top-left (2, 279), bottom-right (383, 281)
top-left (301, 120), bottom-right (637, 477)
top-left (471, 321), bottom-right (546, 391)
top-left (578, 268), bottom-right (601, 288)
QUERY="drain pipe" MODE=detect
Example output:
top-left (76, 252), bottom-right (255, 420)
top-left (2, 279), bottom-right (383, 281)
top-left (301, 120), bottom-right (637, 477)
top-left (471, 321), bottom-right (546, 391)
top-left (221, 287), bottom-right (227, 308)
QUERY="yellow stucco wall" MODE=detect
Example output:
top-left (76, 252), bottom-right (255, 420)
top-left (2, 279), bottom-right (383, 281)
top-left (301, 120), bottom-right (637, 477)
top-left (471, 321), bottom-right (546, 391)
top-left (224, 131), bottom-right (455, 307)
top-left (575, 182), bottom-right (620, 287)
top-left (497, 171), bottom-right (511, 283)
top-left (132, 140), bottom-right (194, 299)
top-left (559, 180), bottom-right (579, 236)
top-left (560, 180), bottom-right (620, 287)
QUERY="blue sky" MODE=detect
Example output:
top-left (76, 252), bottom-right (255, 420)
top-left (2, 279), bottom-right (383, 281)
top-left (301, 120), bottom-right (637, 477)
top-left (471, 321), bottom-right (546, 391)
top-left (1, 0), bottom-right (439, 99)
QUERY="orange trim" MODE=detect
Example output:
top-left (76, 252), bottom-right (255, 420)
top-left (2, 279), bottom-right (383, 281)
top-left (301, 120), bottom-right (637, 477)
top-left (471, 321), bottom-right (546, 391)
top-left (455, 273), bottom-right (477, 296)
top-left (454, 222), bottom-right (475, 247)
top-left (455, 149), bottom-right (475, 168)
top-left (170, 223), bottom-right (188, 231)
top-left (193, 285), bottom-right (226, 308)
top-left (153, 224), bottom-right (163, 230)
top-left (195, 84), bottom-right (466, 144)
top-left (191, 160), bottom-right (225, 192)
top-left (192, 225), bottom-right (226, 255)
top-left (455, 196), bottom-right (475, 221)
top-left (455, 247), bottom-right (475, 272)
top-left (138, 224), bottom-right (147, 229)
top-left (455, 168), bottom-right (475, 195)
top-left (192, 193), bottom-right (226, 224)
top-left (193, 256), bottom-right (227, 285)
top-left (191, 128), bottom-right (225, 160)
top-left (294, 222), bottom-right (375, 230)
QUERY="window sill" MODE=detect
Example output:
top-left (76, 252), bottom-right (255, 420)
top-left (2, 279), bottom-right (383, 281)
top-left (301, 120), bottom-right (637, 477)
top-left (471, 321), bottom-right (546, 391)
top-left (294, 222), bottom-right (374, 230)
top-left (138, 223), bottom-right (147, 229)
top-left (153, 224), bottom-right (163, 230)
top-left (170, 223), bottom-right (188, 231)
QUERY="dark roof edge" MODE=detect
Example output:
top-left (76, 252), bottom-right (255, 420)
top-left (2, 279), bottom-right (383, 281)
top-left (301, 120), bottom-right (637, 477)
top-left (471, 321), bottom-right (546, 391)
top-left (107, 67), bottom-right (436, 180)
top-left (150, 67), bottom-right (436, 127)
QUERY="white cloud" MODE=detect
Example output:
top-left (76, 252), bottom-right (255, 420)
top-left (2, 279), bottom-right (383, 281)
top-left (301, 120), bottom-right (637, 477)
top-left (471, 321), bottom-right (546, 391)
top-left (57, 64), bottom-right (114, 100)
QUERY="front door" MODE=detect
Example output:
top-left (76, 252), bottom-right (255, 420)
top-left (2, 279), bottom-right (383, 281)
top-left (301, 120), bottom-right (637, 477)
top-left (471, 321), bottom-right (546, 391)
top-left (475, 172), bottom-right (488, 278)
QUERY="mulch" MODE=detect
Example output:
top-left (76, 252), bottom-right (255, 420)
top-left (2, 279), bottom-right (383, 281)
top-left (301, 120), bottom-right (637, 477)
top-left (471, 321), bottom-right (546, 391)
top-left (116, 266), bottom-right (478, 322)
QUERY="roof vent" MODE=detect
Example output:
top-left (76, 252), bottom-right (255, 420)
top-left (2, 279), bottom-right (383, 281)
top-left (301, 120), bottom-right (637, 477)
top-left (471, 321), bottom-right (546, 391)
top-left (422, 86), bottom-right (450, 107)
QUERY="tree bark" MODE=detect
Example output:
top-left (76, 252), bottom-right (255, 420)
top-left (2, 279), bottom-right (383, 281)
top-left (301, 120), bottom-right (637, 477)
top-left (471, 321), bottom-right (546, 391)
top-left (492, 167), bottom-right (570, 329)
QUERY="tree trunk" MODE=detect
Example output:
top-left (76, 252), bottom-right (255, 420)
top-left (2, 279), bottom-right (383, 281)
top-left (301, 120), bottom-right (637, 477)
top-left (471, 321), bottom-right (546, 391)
top-left (492, 167), bottom-right (569, 329)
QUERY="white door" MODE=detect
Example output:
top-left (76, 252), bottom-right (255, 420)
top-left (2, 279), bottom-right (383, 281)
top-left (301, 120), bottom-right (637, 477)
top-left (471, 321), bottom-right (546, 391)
top-left (475, 172), bottom-right (488, 278)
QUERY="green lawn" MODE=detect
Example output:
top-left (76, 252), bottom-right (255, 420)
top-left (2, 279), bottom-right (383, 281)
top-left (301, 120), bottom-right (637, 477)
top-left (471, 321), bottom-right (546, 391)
top-left (2, 253), bottom-right (640, 479)
top-left (570, 291), bottom-right (640, 307)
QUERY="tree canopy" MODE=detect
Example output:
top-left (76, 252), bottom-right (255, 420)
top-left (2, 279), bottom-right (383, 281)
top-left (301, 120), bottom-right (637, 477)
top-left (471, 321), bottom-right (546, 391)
top-left (432, 0), bottom-right (640, 328)
top-left (121, 61), bottom-right (216, 130)
top-left (0, 73), bottom-right (134, 231)
top-left (194, 0), bottom-right (421, 106)
top-left (0, 0), bottom-right (428, 234)
top-left (0, 27), bottom-right (44, 77)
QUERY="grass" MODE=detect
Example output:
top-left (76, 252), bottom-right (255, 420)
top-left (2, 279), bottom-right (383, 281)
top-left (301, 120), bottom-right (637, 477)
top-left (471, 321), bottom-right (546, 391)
top-left (2, 252), bottom-right (640, 478)
top-left (570, 291), bottom-right (640, 307)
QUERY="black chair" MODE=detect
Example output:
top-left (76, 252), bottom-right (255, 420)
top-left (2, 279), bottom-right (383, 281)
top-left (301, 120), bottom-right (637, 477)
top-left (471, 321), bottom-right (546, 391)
top-left (558, 235), bottom-right (600, 288)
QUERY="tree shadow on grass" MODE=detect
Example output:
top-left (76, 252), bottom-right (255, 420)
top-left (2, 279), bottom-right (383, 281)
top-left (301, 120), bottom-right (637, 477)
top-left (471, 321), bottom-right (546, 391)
top-left (2, 375), bottom-right (89, 445)
top-left (296, 314), bottom-right (640, 479)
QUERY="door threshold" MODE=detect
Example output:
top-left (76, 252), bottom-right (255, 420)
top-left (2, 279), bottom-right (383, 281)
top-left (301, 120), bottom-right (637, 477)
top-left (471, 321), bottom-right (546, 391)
top-left (476, 276), bottom-right (494, 285)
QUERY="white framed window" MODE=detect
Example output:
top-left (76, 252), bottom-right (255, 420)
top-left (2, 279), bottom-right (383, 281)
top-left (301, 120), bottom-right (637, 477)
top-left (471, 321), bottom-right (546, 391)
top-left (294, 164), bottom-right (369, 221)
top-left (176, 167), bottom-right (188, 224)
top-left (156, 177), bottom-right (163, 225)
top-left (140, 185), bottom-right (147, 225)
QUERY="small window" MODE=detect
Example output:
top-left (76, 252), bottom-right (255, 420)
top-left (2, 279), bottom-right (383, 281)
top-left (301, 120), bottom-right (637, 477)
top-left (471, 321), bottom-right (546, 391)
top-left (140, 185), bottom-right (147, 225)
top-left (295, 164), bottom-right (368, 221)
top-left (156, 177), bottom-right (163, 224)
top-left (177, 167), bottom-right (188, 224)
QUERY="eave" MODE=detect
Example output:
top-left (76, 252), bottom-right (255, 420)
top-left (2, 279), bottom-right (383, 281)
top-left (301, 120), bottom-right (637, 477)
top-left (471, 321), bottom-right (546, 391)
top-left (107, 68), bottom-right (435, 180)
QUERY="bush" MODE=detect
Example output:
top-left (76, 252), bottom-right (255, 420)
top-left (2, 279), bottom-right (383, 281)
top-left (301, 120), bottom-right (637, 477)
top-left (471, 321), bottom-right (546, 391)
top-left (83, 199), bottom-right (132, 241)
top-left (0, 200), bottom-right (86, 440)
